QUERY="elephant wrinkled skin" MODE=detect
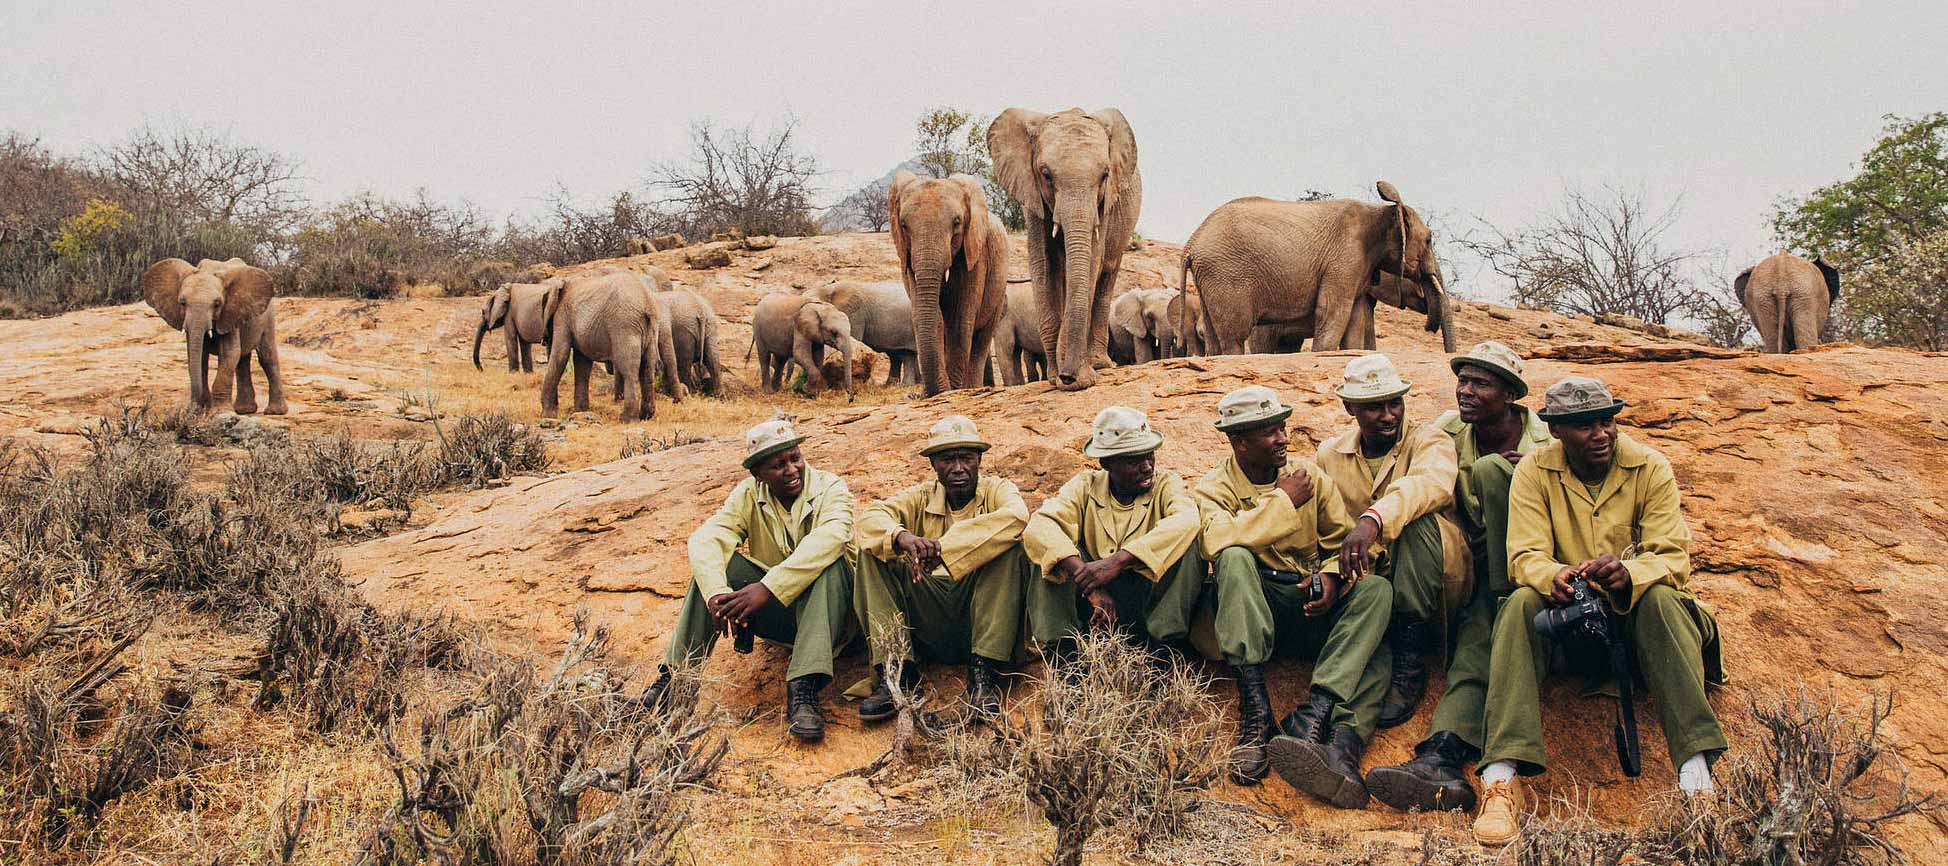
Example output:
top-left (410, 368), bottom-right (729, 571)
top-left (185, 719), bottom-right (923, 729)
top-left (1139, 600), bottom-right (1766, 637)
top-left (751, 293), bottom-right (855, 399)
top-left (142, 257), bottom-right (287, 415)
top-left (538, 271), bottom-right (681, 421)
top-left (1736, 252), bottom-right (1840, 353)
top-left (888, 171), bottom-right (1008, 395)
top-left (992, 281), bottom-right (1048, 385)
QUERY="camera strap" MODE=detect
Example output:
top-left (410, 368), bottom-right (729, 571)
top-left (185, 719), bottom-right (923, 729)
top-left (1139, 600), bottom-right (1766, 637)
top-left (1606, 616), bottom-right (1642, 777)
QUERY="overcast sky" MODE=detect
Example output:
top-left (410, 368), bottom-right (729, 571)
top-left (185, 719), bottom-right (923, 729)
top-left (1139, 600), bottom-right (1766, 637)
top-left (7, 1), bottom-right (1945, 298)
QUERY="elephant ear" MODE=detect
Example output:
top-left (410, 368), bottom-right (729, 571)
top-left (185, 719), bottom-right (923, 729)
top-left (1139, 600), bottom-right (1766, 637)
top-left (950, 173), bottom-right (992, 272)
top-left (216, 264), bottom-right (274, 334)
top-left (888, 170), bottom-right (918, 254)
top-left (1732, 267), bottom-right (1753, 307)
top-left (987, 108), bottom-right (1049, 220)
top-left (1089, 108), bottom-right (1138, 195)
top-left (142, 258), bottom-right (195, 331)
top-left (541, 278), bottom-right (568, 338)
top-left (1814, 256), bottom-right (1840, 303)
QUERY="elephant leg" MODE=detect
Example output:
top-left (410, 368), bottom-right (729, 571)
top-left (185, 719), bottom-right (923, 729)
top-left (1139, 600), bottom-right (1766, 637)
top-left (519, 341), bottom-right (534, 373)
top-left (793, 339), bottom-right (823, 396)
top-left (1789, 290), bottom-right (1822, 352)
top-left (233, 347), bottom-right (258, 415)
top-left (610, 360), bottom-right (625, 402)
top-left (210, 336), bottom-right (242, 410)
top-left (572, 351), bottom-right (594, 412)
top-left (505, 325), bottom-right (521, 372)
top-left (625, 342), bottom-right (651, 422)
top-left (658, 323), bottom-right (683, 402)
top-left (1133, 332), bottom-right (1155, 364)
top-left (901, 352), bottom-right (918, 385)
top-left (258, 326), bottom-right (288, 415)
top-left (1351, 295), bottom-right (1378, 350)
top-left (968, 319), bottom-right (999, 389)
top-left (540, 338), bottom-right (571, 417)
top-left (1311, 277), bottom-right (1358, 352)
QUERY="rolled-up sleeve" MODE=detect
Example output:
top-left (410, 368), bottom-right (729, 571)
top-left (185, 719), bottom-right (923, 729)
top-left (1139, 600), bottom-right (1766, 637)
top-left (759, 481), bottom-right (855, 606)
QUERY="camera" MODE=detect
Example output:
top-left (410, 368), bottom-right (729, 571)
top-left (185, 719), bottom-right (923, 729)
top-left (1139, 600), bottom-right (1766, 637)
top-left (1259, 566), bottom-right (1328, 603)
top-left (1532, 574), bottom-right (1612, 645)
top-left (1531, 571), bottom-right (1644, 777)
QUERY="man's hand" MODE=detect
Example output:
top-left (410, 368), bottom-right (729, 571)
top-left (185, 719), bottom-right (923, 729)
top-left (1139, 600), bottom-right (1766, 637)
top-left (1072, 550), bottom-right (1139, 594)
top-left (1275, 469), bottom-right (1315, 508)
top-left (1585, 553), bottom-right (1630, 595)
top-left (1548, 566), bottom-right (1579, 605)
top-left (705, 592), bottom-right (736, 635)
top-left (1086, 588), bottom-right (1118, 631)
top-left (1338, 515), bottom-right (1382, 580)
top-left (895, 531), bottom-right (944, 581)
top-left (1304, 572), bottom-right (1343, 617)
top-left (715, 583), bottom-right (774, 626)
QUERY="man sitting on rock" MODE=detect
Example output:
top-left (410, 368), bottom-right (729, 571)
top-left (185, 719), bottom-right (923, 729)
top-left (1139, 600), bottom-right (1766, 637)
top-left (1368, 341), bottom-right (1551, 814)
top-left (644, 418), bottom-right (856, 743)
top-left (1315, 354), bottom-right (1466, 731)
top-left (854, 416), bottom-right (1028, 719)
top-left (1471, 376), bottom-right (1727, 847)
top-left (1022, 406), bottom-right (1203, 662)
top-left (1190, 386), bottom-right (1392, 800)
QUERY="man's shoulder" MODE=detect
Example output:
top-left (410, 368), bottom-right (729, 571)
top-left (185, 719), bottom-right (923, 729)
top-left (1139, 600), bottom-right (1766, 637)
top-left (802, 466), bottom-right (848, 497)
top-left (1435, 410), bottom-right (1464, 435)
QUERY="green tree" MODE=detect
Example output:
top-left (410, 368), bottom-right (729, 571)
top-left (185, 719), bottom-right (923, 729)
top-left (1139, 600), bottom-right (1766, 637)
top-left (911, 108), bottom-right (1022, 230)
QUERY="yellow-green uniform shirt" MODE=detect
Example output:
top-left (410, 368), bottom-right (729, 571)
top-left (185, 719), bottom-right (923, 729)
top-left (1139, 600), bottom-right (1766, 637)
top-left (1192, 456), bottom-right (1353, 576)
top-left (1315, 418), bottom-right (1459, 545)
top-left (1438, 406), bottom-right (1552, 530)
top-left (855, 475), bottom-right (1028, 579)
top-left (1505, 433), bottom-right (1691, 613)
top-left (687, 466), bottom-right (855, 605)
top-left (1022, 469), bottom-right (1200, 583)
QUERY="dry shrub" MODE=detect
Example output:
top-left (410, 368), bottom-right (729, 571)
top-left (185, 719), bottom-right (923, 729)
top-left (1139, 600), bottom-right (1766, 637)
top-left (248, 575), bottom-right (462, 735)
top-left (435, 412), bottom-right (550, 488)
top-left (618, 429), bottom-right (707, 459)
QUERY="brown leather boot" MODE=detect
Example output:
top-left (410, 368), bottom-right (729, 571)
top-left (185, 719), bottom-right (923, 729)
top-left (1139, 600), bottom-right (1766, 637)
top-left (1472, 777), bottom-right (1526, 846)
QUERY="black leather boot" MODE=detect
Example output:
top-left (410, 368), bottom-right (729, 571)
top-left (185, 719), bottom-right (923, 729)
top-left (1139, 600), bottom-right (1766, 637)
top-left (1366, 731), bottom-right (1480, 813)
top-left (785, 675), bottom-right (827, 742)
top-left (858, 664), bottom-right (919, 724)
top-left (1277, 686), bottom-right (1337, 744)
top-left (966, 656), bottom-right (1002, 716)
top-left (636, 665), bottom-right (672, 712)
top-left (1268, 724), bottom-right (1370, 808)
top-left (1377, 618), bottom-right (1430, 729)
top-left (1230, 664), bottom-right (1274, 785)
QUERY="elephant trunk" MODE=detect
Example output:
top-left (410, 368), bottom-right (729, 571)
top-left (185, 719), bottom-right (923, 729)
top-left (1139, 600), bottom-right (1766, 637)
top-left (1430, 273), bottom-right (1457, 353)
top-left (185, 307), bottom-right (213, 409)
top-left (909, 254), bottom-right (950, 396)
top-left (1054, 203), bottom-right (1098, 385)
top-left (472, 317), bottom-right (490, 370)
top-left (840, 336), bottom-right (856, 401)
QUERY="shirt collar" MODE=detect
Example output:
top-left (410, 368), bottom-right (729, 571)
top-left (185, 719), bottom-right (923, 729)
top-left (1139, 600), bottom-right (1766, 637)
top-left (924, 476), bottom-right (987, 517)
top-left (1086, 469), bottom-right (1154, 509)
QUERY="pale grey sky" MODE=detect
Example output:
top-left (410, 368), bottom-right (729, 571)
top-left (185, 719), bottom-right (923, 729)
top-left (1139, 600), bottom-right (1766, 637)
top-left (6, 0), bottom-right (1946, 297)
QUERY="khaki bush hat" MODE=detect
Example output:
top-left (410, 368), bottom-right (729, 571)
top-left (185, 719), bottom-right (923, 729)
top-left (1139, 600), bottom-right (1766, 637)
top-left (1449, 340), bottom-right (1529, 398)
top-left (920, 415), bottom-right (991, 456)
top-left (1336, 354), bottom-right (1412, 403)
top-left (1213, 385), bottom-right (1293, 433)
top-left (1537, 376), bottom-right (1626, 423)
top-left (742, 418), bottom-right (806, 468)
top-left (1083, 406), bottom-right (1164, 459)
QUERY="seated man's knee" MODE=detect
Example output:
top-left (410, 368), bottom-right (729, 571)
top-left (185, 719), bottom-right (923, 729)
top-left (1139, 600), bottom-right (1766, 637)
top-left (1348, 574), bottom-right (1393, 606)
top-left (1502, 586), bottom-right (1545, 618)
top-left (1472, 454), bottom-right (1513, 487)
top-left (1628, 584), bottom-right (1686, 629)
top-left (1215, 546), bottom-right (1257, 571)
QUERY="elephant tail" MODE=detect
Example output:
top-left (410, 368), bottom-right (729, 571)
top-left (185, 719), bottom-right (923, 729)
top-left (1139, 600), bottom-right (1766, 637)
top-left (1175, 252), bottom-right (1194, 354)
top-left (1773, 289), bottom-right (1791, 353)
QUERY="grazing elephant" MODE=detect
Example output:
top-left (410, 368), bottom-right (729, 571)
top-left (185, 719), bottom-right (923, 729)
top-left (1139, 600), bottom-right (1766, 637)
top-left (989, 107), bottom-right (1142, 391)
top-left (992, 281), bottom-right (1048, 385)
top-left (538, 271), bottom-right (680, 421)
top-left (142, 257), bottom-right (287, 415)
top-left (751, 293), bottom-right (855, 398)
top-left (888, 171), bottom-right (1009, 395)
top-left (1736, 252), bottom-right (1840, 353)
top-left (1181, 181), bottom-right (1455, 355)
top-left (1109, 286), bottom-right (1178, 364)
top-left (807, 279), bottom-right (919, 385)
top-left (472, 282), bottom-right (551, 372)
top-left (655, 288), bottom-right (722, 395)
top-left (1164, 289), bottom-right (1207, 357)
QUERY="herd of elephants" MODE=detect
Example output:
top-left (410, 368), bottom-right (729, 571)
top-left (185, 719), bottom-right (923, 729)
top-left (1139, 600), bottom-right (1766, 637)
top-left (135, 108), bottom-right (1844, 420)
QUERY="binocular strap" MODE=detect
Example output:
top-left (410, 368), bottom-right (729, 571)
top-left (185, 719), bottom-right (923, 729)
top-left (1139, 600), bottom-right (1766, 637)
top-left (1608, 617), bottom-right (1643, 777)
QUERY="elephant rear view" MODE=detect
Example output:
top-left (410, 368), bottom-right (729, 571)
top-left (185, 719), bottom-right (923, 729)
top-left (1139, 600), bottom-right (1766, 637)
top-left (992, 280), bottom-right (1048, 385)
top-left (989, 107), bottom-right (1141, 391)
top-left (659, 288), bottom-right (723, 395)
top-left (142, 257), bottom-right (287, 415)
top-left (1735, 252), bottom-right (1840, 353)
top-left (1182, 182), bottom-right (1455, 355)
top-left (538, 271), bottom-right (679, 421)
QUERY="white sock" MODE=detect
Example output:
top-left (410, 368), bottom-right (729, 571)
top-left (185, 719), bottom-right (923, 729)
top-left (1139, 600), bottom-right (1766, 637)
top-left (1481, 760), bottom-right (1517, 785)
top-left (1678, 752), bottom-right (1714, 794)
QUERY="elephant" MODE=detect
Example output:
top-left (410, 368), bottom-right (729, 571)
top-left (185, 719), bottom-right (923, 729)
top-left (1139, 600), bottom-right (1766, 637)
top-left (751, 292), bottom-right (855, 399)
top-left (472, 282), bottom-right (551, 372)
top-left (1180, 181), bottom-right (1455, 356)
top-left (806, 279), bottom-right (919, 385)
top-left (538, 271), bottom-right (681, 421)
top-left (655, 288), bottom-right (722, 395)
top-left (887, 171), bottom-right (1009, 395)
top-left (142, 257), bottom-right (287, 415)
top-left (992, 280), bottom-right (1048, 385)
top-left (989, 107), bottom-right (1142, 391)
top-left (1108, 286), bottom-right (1178, 364)
top-left (1164, 289), bottom-right (1207, 357)
top-left (1736, 252), bottom-right (1840, 353)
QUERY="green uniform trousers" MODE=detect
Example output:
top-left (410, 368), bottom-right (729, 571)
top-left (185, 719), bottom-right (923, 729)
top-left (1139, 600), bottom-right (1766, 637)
top-left (854, 545), bottom-right (1028, 665)
top-left (663, 553), bottom-right (854, 682)
top-left (1207, 546), bottom-right (1395, 739)
top-left (1482, 583), bottom-right (1729, 775)
top-left (1426, 453), bottom-right (1518, 752)
top-left (1381, 511), bottom-right (1447, 624)
top-left (1025, 549), bottom-right (1205, 648)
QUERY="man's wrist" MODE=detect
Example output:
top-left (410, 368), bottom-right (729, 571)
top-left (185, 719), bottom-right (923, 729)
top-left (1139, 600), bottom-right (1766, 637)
top-left (1359, 510), bottom-right (1384, 534)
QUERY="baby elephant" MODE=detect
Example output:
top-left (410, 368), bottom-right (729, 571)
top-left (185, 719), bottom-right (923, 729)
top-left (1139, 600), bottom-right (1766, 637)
top-left (539, 271), bottom-right (680, 421)
top-left (142, 257), bottom-right (287, 415)
top-left (751, 292), bottom-right (855, 399)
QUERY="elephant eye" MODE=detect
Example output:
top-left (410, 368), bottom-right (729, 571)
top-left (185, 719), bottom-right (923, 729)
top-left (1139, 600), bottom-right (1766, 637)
top-left (1040, 166), bottom-right (1052, 181)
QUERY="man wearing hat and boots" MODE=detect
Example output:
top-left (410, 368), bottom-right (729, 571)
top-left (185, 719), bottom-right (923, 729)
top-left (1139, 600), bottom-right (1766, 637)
top-left (1470, 376), bottom-right (1727, 846)
top-left (854, 415), bottom-right (1029, 719)
top-left (1315, 354), bottom-right (1467, 736)
top-left (1191, 386), bottom-right (1394, 797)
top-left (1022, 406), bottom-right (1204, 662)
top-left (644, 418), bottom-right (857, 743)
top-left (1368, 341), bottom-right (1551, 814)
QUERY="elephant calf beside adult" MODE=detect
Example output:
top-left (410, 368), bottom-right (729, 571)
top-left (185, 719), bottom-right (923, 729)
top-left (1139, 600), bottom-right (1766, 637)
top-left (806, 279), bottom-right (919, 386)
top-left (1109, 286), bottom-right (1178, 365)
top-left (888, 171), bottom-right (1008, 394)
top-left (750, 292), bottom-right (855, 399)
top-left (655, 288), bottom-right (723, 395)
top-left (473, 282), bottom-right (552, 372)
top-left (538, 271), bottom-right (681, 421)
top-left (143, 257), bottom-right (288, 415)
top-left (1735, 252), bottom-right (1840, 353)
top-left (1181, 181), bottom-right (1455, 356)
top-left (992, 280), bottom-right (1048, 385)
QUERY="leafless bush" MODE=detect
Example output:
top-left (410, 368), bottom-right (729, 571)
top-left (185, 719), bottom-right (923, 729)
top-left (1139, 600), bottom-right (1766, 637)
top-left (248, 573), bottom-right (460, 734)
top-left (618, 429), bottom-right (707, 459)
top-left (985, 631), bottom-right (1227, 866)
top-left (278, 190), bottom-right (502, 298)
top-left (436, 412), bottom-right (551, 487)
top-left (826, 176), bottom-right (892, 233)
top-left (650, 117), bottom-right (822, 239)
top-left (97, 126), bottom-right (306, 237)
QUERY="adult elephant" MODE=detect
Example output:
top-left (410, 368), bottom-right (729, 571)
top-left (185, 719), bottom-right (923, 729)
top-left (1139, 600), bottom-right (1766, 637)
top-left (989, 107), bottom-right (1141, 391)
top-left (1736, 252), bottom-right (1840, 353)
top-left (538, 271), bottom-right (680, 421)
top-left (807, 279), bottom-right (919, 386)
top-left (1109, 286), bottom-right (1177, 364)
top-left (751, 293), bottom-right (855, 399)
top-left (887, 171), bottom-right (1008, 394)
top-left (142, 257), bottom-right (287, 415)
top-left (472, 282), bottom-right (551, 372)
top-left (655, 288), bottom-right (722, 395)
top-left (1180, 181), bottom-right (1454, 355)
top-left (992, 280), bottom-right (1047, 385)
